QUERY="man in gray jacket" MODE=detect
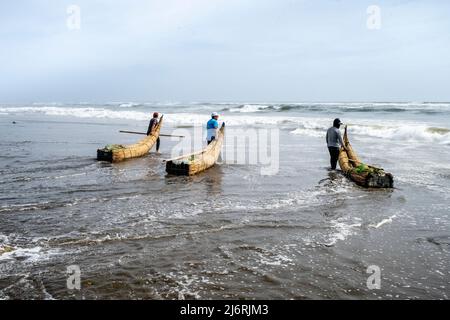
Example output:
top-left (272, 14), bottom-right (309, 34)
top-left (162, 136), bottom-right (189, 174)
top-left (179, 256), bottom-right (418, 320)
top-left (326, 118), bottom-right (345, 170)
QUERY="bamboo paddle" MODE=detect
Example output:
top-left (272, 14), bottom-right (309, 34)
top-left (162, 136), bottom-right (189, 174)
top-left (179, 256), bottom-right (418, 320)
top-left (119, 130), bottom-right (185, 138)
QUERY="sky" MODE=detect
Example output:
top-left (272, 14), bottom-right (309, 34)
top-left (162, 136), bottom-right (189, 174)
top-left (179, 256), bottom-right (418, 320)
top-left (0, 0), bottom-right (449, 103)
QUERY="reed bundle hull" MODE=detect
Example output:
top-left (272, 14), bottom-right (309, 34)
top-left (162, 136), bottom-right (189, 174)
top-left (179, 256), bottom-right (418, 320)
top-left (338, 127), bottom-right (394, 188)
top-left (166, 123), bottom-right (225, 176)
top-left (97, 116), bottom-right (163, 163)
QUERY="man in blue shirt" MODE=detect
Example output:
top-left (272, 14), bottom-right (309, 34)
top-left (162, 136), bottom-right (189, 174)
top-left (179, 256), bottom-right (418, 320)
top-left (206, 112), bottom-right (219, 144)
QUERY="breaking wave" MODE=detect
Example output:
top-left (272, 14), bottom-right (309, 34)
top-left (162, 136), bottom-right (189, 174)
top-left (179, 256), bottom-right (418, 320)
top-left (1, 105), bottom-right (449, 144)
top-left (0, 106), bottom-right (149, 121)
top-left (291, 122), bottom-right (450, 144)
top-left (222, 102), bottom-right (450, 114)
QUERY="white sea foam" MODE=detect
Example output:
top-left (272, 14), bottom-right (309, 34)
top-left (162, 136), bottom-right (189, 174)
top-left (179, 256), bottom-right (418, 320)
top-left (290, 128), bottom-right (325, 138)
top-left (0, 234), bottom-right (9, 244)
top-left (1, 106), bottom-right (449, 143)
top-left (119, 102), bottom-right (141, 108)
top-left (0, 106), bottom-right (150, 121)
top-left (325, 220), bottom-right (362, 247)
top-left (346, 124), bottom-right (450, 143)
top-left (369, 215), bottom-right (396, 229)
top-left (0, 106), bottom-right (295, 126)
top-left (291, 122), bottom-right (450, 144)
top-left (324, 214), bottom-right (398, 246)
top-left (257, 252), bottom-right (293, 266)
top-left (0, 246), bottom-right (43, 262)
top-left (229, 104), bottom-right (273, 113)
top-left (223, 102), bottom-right (450, 113)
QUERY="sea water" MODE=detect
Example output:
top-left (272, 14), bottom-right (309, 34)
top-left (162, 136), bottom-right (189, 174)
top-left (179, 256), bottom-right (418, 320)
top-left (0, 102), bottom-right (449, 299)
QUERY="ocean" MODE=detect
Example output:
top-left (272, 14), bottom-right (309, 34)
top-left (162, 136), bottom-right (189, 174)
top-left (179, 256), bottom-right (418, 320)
top-left (0, 102), bottom-right (449, 299)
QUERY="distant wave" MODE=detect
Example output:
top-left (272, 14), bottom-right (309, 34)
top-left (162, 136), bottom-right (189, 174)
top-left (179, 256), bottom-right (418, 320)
top-left (222, 103), bottom-right (450, 114)
top-left (5, 102), bottom-right (450, 115)
top-left (1, 105), bottom-right (449, 144)
top-left (222, 104), bottom-right (316, 113)
top-left (0, 106), bottom-right (309, 127)
top-left (118, 102), bottom-right (143, 108)
top-left (227, 104), bottom-right (275, 113)
top-left (0, 106), bottom-right (150, 121)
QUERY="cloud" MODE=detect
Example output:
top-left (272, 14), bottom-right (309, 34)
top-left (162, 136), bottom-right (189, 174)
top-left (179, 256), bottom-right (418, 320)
top-left (0, 0), bottom-right (449, 102)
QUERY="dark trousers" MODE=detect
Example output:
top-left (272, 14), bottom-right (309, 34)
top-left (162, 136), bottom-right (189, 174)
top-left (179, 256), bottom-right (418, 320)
top-left (156, 137), bottom-right (160, 151)
top-left (207, 136), bottom-right (215, 145)
top-left (328, 147), bottom-right (340, 170)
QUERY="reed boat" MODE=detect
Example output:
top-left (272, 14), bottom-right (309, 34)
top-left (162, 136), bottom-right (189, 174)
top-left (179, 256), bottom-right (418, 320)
top-left (165, 123), bottom-right (225, 176)
top-left (97, 116), bottom-right (163, 163)
top-left (339, 126), bottom-right (394, 188)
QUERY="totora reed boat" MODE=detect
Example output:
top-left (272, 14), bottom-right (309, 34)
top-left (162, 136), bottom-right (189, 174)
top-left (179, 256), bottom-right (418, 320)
top-left (165, 123), bottom-right (225, 176)
top-left (97, 116), bottom-right (163, 163)
top-left (339, 126), bottom-right (394, 188)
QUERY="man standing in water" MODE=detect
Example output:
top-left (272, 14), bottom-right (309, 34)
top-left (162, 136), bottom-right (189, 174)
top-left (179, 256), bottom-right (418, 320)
top-left (206, 112), bottom-right (219, 144)
top-left (147, 112), bottom-right (160, 152)
top-left (326, 118), bottom-right (345, 170)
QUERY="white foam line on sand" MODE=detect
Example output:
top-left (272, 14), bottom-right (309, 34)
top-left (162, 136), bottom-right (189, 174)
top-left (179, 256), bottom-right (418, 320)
top-left (370, 215), bottom-right (397, 229)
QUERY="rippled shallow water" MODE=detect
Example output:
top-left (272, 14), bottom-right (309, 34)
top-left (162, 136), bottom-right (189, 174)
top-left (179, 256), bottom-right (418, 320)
top-left (1, 105), bottom-right (449, 299)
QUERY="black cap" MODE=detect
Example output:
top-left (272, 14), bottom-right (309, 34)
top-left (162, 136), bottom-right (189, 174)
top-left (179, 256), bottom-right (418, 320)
top-left (333, 118), bottom-right (342, 127)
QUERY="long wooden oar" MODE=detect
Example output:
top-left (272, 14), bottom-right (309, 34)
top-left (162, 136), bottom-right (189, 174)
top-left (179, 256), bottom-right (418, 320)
top-left (163, 150), bottom-right (204, 162)
top-left (119, 130), bottom-right (185, 138)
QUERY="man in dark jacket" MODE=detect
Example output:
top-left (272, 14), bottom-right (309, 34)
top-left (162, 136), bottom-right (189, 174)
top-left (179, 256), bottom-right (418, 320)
top-left (326, 118), bottom-right (345, 170)
top-left (147, 112), bottom-right (160, 152)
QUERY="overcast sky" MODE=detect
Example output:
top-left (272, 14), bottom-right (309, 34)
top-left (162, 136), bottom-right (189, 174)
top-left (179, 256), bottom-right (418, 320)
top-left (1, 0), bottom-right (449, 103)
